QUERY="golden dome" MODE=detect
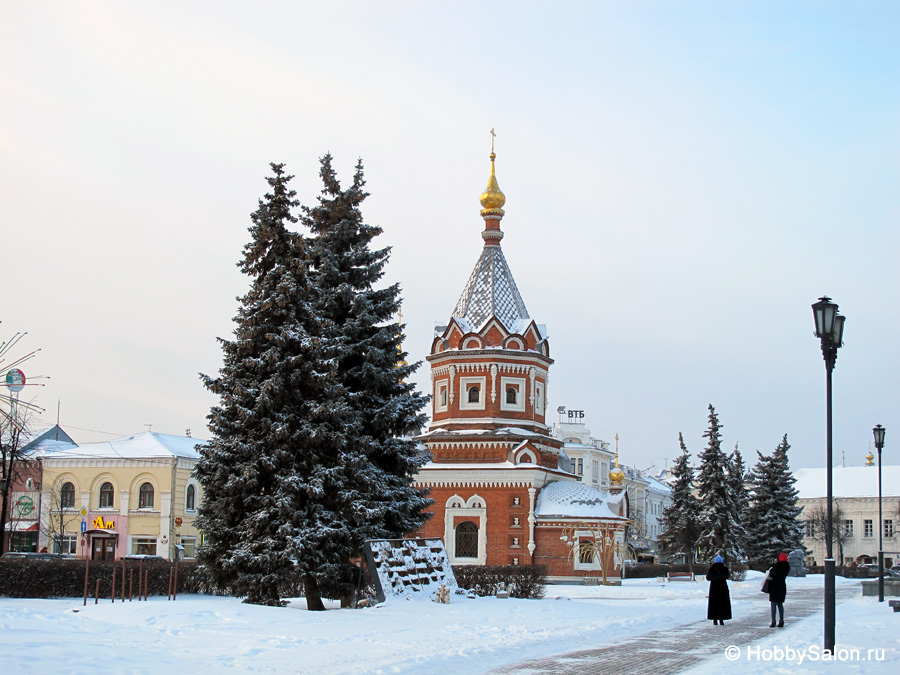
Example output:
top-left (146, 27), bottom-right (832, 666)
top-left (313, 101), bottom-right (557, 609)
top-left (479, 152), bottom-right (506, 216)
top-left (609, 466), bottom-right (625, 483)
top-left (865, 450), bottom-right (875, 466)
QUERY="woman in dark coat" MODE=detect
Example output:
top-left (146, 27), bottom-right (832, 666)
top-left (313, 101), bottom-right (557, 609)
top-left (768, 552), bottom-right (791, 627)
top-left (706, 555), bottom-right (732, 625)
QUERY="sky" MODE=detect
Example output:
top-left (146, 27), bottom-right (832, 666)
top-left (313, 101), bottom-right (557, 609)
top-left (2, 1), bottom-right (898, 473)
top-left (1, 575), bottom-right (892, 674)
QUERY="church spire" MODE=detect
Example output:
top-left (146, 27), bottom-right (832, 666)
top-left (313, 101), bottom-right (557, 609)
top-left (479, 129), bottom-right (505, 246)
top-left (451, 132), bottom-right (529, 332)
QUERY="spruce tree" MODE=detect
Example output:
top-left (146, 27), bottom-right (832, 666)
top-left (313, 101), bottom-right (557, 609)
top-left (726, 443), bottom-right (749, 561)
top-left (659, 433), bottom-right (701, 573)
top-left (695, 404), bottom-right (744, 562)
top-left (746, 435), bottom-right (805, 569)
top-left (301, 154), bottom-right (431, 604)
top-left (195, 164), bottom-right (347, 606)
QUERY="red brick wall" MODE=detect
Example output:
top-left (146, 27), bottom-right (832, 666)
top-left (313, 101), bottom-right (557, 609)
top-left (410, 485), bottom-right (534, 565)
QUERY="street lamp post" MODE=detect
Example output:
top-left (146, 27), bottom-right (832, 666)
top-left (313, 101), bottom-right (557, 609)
top-left (812, 295), bottom-right (845, 655)
top-left (873, 424), bottom-right (886, 602)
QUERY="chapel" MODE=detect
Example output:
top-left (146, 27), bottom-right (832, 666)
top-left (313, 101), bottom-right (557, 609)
top-left (411, 145), bottom-right (628, 581)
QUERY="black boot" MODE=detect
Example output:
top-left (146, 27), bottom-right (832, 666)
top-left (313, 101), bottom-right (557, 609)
top-left (769, 621), bottom-right (776, 627)
top-left (778, 620), bottom-right (784, 628)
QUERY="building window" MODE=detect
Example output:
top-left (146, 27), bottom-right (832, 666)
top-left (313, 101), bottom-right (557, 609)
top-left (132, 538), bottom-right (158, 555)
top-left (53, 534), bottom-right (78, 555)
top-left (455, 521), bottom-right (478, 558)
top-left (99, 482), bottom-right (114, 509)
top-left (138, 482), bottom-right (154, 509)
top-left (843, 520), bottom-right (853, 537)
top-left (186, 484), bottom-right (196, 511)
top-left (467, 385), bottom-right (480, 404)
top-left (181, 536), bottom-right (198, 559)
top-left (574, 458), bottom-right (583, 477)
top-left (864, 519), bottom-right (873, 538)
top-left (60, 482), bottom-right (75, 509)
top-left (885, 520), bottom-right (894, 538)
top-left (535, 382), bottom-right (544, 415)
top-left (506, 387), bottom-right (517, 405)
top-left (578, 539), bottom-right (595, 564)
top-left (440, 387), bottom-right (447, 407)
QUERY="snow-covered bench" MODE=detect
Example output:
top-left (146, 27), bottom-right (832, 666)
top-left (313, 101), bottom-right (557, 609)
top-left (667, 572), bottom-right (694, 582)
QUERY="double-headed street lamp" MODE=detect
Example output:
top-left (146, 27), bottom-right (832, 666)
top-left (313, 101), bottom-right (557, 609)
top-left (811, 295), bottom-right (845, 655)
top-left (873, 424), bottom-right (886, 602)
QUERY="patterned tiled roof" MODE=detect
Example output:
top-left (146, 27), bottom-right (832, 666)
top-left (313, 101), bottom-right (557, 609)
top-left (452, 246), bottom-right (529, 332)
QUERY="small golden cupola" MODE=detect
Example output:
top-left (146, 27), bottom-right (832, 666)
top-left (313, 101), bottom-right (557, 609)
top-left (609, 433), bottom-right (625, 494)
top-left (865, 448), bottom-right (875, 466)
top-left (479, 129), bottom-right (506, 246)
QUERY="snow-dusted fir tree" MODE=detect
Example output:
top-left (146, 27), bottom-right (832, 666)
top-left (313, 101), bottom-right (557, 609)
top-left (745, 435), bottom-right (805, 569)
top-left (301, 155), bottom-right (430, 606)
top-left (695, 405), bottom-right (745, 562)
top-left (726, 443), bottom-right (749, 561)
top-left (195, 164), bottom-right (348, 607)
top-left (658, 433), bottom-right (701, 573)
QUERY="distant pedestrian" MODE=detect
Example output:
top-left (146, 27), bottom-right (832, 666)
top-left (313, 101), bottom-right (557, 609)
top-left (767, 552), bottom-right (790, 627)
top-left (706, 554), bottom-right (732, 625)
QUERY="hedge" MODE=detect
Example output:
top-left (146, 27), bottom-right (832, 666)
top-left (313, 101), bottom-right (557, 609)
top-left (0, 559), bottom-right (217, 599)
top-left (452, 564), bottom-right (546, 599)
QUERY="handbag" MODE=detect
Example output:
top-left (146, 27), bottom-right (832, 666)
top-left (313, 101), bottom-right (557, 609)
top-left (761, 567), bottom-right (772, 593)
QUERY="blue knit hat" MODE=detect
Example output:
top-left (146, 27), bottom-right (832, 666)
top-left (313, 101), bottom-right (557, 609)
top-left (713, 555), bottom-right (724, 563)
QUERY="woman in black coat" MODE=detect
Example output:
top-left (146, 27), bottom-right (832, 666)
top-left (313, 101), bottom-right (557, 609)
top-left (706, 555), bottom-right (732, 625)
top-left (767, 552), bottom-right (791, 627)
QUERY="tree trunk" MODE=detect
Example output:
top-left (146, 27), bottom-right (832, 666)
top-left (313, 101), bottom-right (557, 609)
top-left (304, 575), bottom-right (326, 611)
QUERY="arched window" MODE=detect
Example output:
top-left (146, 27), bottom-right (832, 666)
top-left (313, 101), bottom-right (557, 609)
top-left (186, 484), bottom-right (196, 511)
top-left (506, 387), bottom-right (517, 405)
top-left (99, 482), bottom-right (114, 508)
top-left (138, 482), bottom-right (154, 509)
top-left (455, 521), bottom-right (478, 558)
top-left (60, 482), bottom-right (75, 509)
top-left (440, 388), bottom-right (447, 407)
top-left (467, 385), bottom-right (480, 404)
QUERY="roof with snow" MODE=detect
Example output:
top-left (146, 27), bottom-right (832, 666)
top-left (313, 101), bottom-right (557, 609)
top-left (794, 466), bottom-right (900, 499)
top-left (37, 431), bottom-right (204, 461)
top-left (451, 244), bottom-right (529, 332)
top-left (535, 480), bottom-right (626, 520)
top-left (418, 426), bottom-right (548, 439)
top-left (21, 425), bottom-right (77, 453)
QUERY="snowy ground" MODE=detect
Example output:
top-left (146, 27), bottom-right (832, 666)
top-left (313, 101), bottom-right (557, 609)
top-left (1, 572), bottom-right (897, 674)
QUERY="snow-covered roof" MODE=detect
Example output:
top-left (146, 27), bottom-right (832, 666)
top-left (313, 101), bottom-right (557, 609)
top-left (535, 480), bottom-right (625, 520)
top-left (452, 244), bottom-right (530, 332)
top-left (642, 474), bottom-right (672, 494)
top-left (794, 466), bottom-right (900, 499)
top-left (21, 425), bottom-right (77, 454)
top-left (419, 426), bottom-right (548, 439)
top-left (39, 431), bottom-right (204, 461)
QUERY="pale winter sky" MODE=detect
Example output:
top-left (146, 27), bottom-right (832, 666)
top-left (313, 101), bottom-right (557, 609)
top-left (2, 1), bottom-right (898, 473)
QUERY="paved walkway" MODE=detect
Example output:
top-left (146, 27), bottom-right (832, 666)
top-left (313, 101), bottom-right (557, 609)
top-left (487, 584), bottom-right (860, 675)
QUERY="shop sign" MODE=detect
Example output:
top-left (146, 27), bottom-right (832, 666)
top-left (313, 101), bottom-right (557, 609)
top-left (91, 516), bottom-right (115, 530)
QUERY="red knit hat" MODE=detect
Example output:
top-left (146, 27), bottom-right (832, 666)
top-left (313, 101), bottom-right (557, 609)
top-left (778, 552), bottom-right (789, 562)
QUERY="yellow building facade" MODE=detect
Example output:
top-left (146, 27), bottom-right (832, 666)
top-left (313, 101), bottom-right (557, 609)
top-left (37, 432), bottom-right (203, 561)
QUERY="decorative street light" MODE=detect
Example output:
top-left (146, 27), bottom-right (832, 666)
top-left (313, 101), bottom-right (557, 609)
top-left (811, 295), bottom-right (845, 655)
top-left (873, 424), bottom-right (886, 602)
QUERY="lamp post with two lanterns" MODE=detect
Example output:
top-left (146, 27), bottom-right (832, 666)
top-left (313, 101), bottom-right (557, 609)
top-left (811, 295), bottom-right (845, 655)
